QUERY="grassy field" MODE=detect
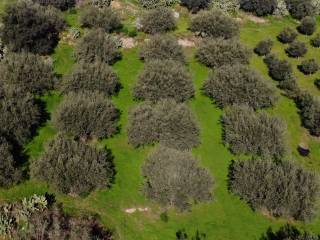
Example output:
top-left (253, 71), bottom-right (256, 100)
top-left (0, 1), bottom-right (320, 239)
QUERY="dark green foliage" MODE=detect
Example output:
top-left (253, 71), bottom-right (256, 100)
top-left (60, 61), bottom-right (120, 96)
top-left (204, 64), bottom-right (277, 109)
top-left (0, 92), bottom-right (41, 146)
top-left (33, 0), bottom-right (76, 10)
top-left (140, 35), bottom-right (185, 63)
top-left (0, 52), bottom-right (55, 96)
top-left (240, 0), bottom-right (277, 16)
top-left (261, 224), bottom-right (320, 240)
top-left (74, 28), bottom-right (121, 64)
top-left (277, 27), bottom-right (298, 43)
top-left (190, 10), bottom-right (239, 39)
top-left (196, 38), bottom-right (251, 68)
top-left (180, 0), bottom-right (212, 12)
top-left (128, 99), bottom-right (200, 150)
top-left (176, 229), bottom-right (207, 240)
top-left (139, 0), bottom-right (177, 8)
top-left (298, 16), bottom-right (317, 35)
top-left (0, 137), bottom-right (21, 188)
top-left (315, 79), bottom-right (320, 89)
top-left (285, 0), bottom-right (315, 19)
top-left (286, 40), bottom-right (308, 58)
top-left (298, 59), bottom-right (319, 75)
top-left (79, 6), bottom-right (121, 33)
top-left (140, 7), bottom-right (176, 34)
top-left (1, 1), bottom-right (65, 54)
top-left (264, 54), bottom-right (293, 81)
top-left (311, 33), bottom-right (320, 47)
top-left (254, 39), bottom-right (273, 56)
top-left (142, 146), bottom-right (213, 210)
top-left (222, 105), bottom-right (287, 159)
top-left (134, 60), bottom-right (194, 102)
top-left (229, 158), bottom-right (320, 221)
top-left (53, 92), bottom-right (119, 140)
top-left (31, 135), bottom-right (114, 194)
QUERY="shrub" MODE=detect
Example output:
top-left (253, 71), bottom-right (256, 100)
top-left (0, 52), bottom-right (55, 96)
top-left (90, 0), bottom-right (113, 8)
top-left (222, 105), bottom-right (287, 159)
top-left (53, 92), bottom-right (119, 140)
top-left (139, 0), bottom-right (178, 8)
top-left (1, 1), bottom-right (65, 54)
top-left (311, 33), bottom-right (320, 47)
top-left (315, 79), bottom-right (320, 89)
top-left (298, 59), bottom-right (319, 75)
top-left (264, 54), bottom-right (293, 81)
top-left (0, 92), bottom-right (41, 146)
top-left (180, 0), bottom-right (212, 12)
top-left (140, 7), bottom-right (176, 34)
top-left (134, 60), bottom-right (194, 102)
top-left (196, 38), bottom-right (251, 68)
top-left (261, 224), bottom-right (320, 240)
top-left (277, 27), bottom-right (298, 43)
top-left (211, 0), bottom-right (240, 13)
top-left (142, 146), bottom-right (213, 210)
top-left (140, 35), bottom-right (185, 63)
top-left (204, 64), bottom-right (277, 109)
top-left (31, 135), bottom-right (114, 194)
top-left (60, 61), bottom-right (120, 96)
top-left (229, 158), bottom-right (320, 221)
top-left (285, 0), bottom-right (315, 19)
top-left (254, 39), bottom-right (273, 56)
top-left (74, 29), bottom-right (121, 64)
top-left (128, 99), bottom-right (200, 150)
top-left (239, 0), bottom-right (277, 16)
top-left (190, 10), bottom-right (239, 39)
top-left (79, 6), bottom-right (121, 33)
top-left (298, 16), bottom-right (317, 35)
top-left (32, 0), bottom-right (76, 10)
top-left (285, 40), bottom-right (308, 57)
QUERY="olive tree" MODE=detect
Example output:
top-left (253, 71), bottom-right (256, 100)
top-left (298, 16), bottom-right (317, 35)
top-left (222, 105), bottom-right (287, 159)
top-left (298, 59), bottom-right (319, 75)
top-left (311, 33), bottom-right (320, 47)
top-left (31, 135), bottom-right (114, 195)
top-left (286, 40), bottom-right (308, 58)
top-left (60, 61), bottom-right (120, 96)
top-left (285, 0), bottom-right (315, 19)
top-left (240, 0), bottom-right (278, 16)
top-left (32, 0), bottom-right (76, 10)
top-left (134, 60), bottom-right (194, 102)
top-left (264, 54), bottom-right (294, 81)
top-left (196, 38), bottom-right (251, 68)
top-left (128, 99), bottom-right (200, 150)
top-left (180, 0), bottom-right (212, 12)
top-left (277, 27), bottom-right (298, 43)
top-left (139, 0), bottom-right (178, 8)
top-left (254, 39), bottom-right (273, 56)
top-left (142, 146), bottom-right (213, 210)
top-left (204, 64), bottom-right (277, 109)
top-left (53, 92), bottom-right (119, 140)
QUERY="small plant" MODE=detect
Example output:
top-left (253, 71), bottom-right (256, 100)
top-left (277, 27), bottom-right (298, 43)
top-left (160, 211), bottom-right (169, 222)
top-left (285, 40), bottom-right (308, 57)
top-left (298, 59), bottom-right (319, 75)
top-left (254, 39), bottom-right (273, 56)
top-left (311, 33), bottom-right (320, 47)
top-left (298, 16), bottom-right (317, 35)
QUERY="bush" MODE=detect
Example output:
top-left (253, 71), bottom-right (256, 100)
top-left (239, 0), bottom-right (277, 16)
top-left (134, 60), bottom-right (194, 102)
top-left (298, 16), bottom-right (317, 35)
top-left (60, 61), bottom-right (120, 96)
top-left (0, 92), bottom-right (41, 146)
top-left (315, 79), bottom-right (320, 89)
top-left (74, 29), bottom-right (121, 64)
top-left (0, 52), bottom-right (55, 96)
top-left (311, 33), bottom-right (320, 47)
top-left (128, 99), bottom-right (200, 150)
top-left (211, 0), bottom-right (240, 13)
top-left (285, 0), bottom-right (315, 19)
top-left (254, 39), bottom-right (273, 56)
top-left (264, 54), bottom-right (294, 81)
top-left (277, 27), bottom-right (298, 43)
top-left (142, 146), bottom-right (213, 210)
top-left (79, 6), bottom-right (121, 33)
top-left (32, 0), bottom-right (75, 10)
top-left (180, 0), bottom-right (212, 12)
top-left (298, 59), bottom-right (319, 75)
top-left (196, 38), bottom-right (251, 68)
top-left (1, 1), bottom-right (65, 54)
top-left (139, 0), bottom-right (177, 8)
top-left (222, 105), bottom-right (287, 159)
top-left (140, 7), bottom-right (176, 34)
top-left (285, 40), bottom-right (308, 57)
top-left (31, 135), bottom-right (114, 194)
top-left (229, 158), bottom-right (320, 221)
top-left (53, 92), bottom-right (119, 140)
top-left (190, 10), bottom-right (239, 39)
top-left (204, 64), bottom-right (277, 109)
top-left (140, 35), bottom-right (185, 63)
